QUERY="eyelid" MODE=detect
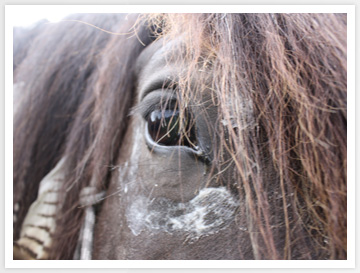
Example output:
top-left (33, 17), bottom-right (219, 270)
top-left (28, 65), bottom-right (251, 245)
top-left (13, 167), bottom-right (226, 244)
top-left (139, 77), bottom-right (178, 101)
top-left (131, 90), bottom-right (177, 119)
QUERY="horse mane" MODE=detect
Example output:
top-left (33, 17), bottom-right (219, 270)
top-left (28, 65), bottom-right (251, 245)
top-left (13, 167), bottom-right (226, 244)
top-left (13, 13), bottom-right (347, 260)
top-left (13, 13), bottom-right (153, 259)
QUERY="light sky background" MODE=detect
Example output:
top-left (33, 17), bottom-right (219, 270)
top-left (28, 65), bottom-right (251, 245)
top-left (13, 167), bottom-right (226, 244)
top-left (13, 10), bottom-right (71, 27)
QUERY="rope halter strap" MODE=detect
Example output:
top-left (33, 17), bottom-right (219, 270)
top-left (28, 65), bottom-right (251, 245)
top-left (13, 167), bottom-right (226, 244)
top-left (73, 187), bottom-right (106, 260)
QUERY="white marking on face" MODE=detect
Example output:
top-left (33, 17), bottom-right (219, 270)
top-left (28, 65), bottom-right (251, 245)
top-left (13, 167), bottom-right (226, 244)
top-left (126, 187), bottom-right (239, 240)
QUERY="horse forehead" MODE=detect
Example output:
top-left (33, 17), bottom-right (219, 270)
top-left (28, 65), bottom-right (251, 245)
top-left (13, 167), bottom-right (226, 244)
top-left (135, 37), bottom-right (184, 73)
top-left (134, 39), bottom-right (163, 75)
top-left (135, 38), bottom-right (186, 99)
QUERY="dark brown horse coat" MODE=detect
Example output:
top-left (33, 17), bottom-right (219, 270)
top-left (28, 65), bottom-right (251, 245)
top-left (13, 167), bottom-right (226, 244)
top-left (13, 13), bottom-right (347, 260)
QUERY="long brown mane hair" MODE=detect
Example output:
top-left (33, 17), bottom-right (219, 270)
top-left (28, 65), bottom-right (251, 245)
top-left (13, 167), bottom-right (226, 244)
top-left (13, 13), bottom-right (347, 259)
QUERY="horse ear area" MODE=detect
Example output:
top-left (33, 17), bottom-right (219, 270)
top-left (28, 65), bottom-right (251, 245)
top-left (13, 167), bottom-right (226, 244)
top-left (13, 158), bottom-right (67, 260)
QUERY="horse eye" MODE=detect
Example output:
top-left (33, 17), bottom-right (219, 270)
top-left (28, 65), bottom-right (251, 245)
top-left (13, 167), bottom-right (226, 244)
top-left (147, 109), bottom-right (197, 148)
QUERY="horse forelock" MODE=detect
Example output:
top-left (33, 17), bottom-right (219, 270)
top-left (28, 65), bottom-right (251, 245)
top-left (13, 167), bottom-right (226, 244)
top-left (146, 13), bottom-right (347, 259)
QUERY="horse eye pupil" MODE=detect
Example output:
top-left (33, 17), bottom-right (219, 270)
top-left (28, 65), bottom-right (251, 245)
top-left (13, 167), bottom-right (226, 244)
top-left (148, 109), bottom-right (180, 146)
top-left (147, 108), bottom-right (197, 148)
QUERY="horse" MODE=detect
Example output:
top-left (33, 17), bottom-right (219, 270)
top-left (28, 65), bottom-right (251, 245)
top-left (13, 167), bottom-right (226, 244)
top-left (13, 13), bottom-right (347, 260)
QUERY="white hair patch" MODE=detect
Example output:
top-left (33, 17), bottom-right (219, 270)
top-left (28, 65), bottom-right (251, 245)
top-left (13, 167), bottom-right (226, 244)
top-left (126, 187), bottom-right (239, 240)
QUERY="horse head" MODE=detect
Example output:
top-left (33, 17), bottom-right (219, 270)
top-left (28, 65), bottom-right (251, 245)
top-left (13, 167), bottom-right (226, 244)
top-left (13, 13), bottom-right (347, 260)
